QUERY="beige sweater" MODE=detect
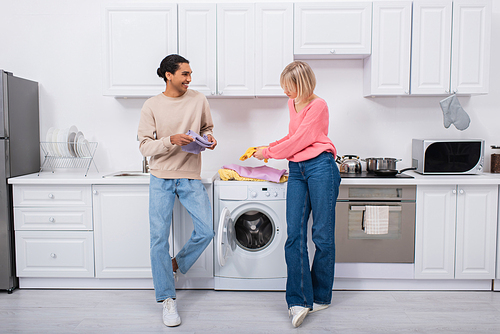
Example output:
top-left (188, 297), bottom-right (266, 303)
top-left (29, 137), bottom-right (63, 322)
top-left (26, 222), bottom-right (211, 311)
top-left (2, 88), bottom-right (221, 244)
top-left (138, 90), bottom-right (213, 180)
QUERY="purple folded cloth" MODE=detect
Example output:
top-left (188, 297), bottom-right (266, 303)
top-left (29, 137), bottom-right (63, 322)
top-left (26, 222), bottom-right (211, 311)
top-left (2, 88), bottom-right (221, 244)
top-left (182, 130), bottom-right (213, 154)
top-left (222, 164), bottom-right (287, 183)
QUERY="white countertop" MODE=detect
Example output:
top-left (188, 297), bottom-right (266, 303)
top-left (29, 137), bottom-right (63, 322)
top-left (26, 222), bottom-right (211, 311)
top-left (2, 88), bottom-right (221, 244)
top-left (8, 170), bottom-right (500, 186)
top-left (8, 171), bottom-right (218, 185)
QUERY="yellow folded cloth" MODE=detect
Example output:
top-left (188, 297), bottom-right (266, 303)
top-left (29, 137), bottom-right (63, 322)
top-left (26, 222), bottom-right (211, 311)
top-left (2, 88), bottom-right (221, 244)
top-left (239, 147), bottom-right (268, 163)
top-left (218, 169), bottom-right (288, 183)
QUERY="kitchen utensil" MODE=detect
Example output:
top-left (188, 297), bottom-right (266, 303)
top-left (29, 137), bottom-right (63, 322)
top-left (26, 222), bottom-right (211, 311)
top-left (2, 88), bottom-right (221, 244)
top-left (491, 146), bottom-right (500, 173)
top-left (373, 167), bottom-right (416, 176)
top-left (363, 157), bottom-right (401, 172)
top-left (336, 155), bottom-right (362, 174)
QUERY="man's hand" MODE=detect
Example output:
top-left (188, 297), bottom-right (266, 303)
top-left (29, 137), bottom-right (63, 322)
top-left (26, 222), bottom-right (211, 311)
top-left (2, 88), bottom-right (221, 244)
top-left (170, 134), bottom-right (195, 146)
top-left (207, 134), bottom-right (217, 150)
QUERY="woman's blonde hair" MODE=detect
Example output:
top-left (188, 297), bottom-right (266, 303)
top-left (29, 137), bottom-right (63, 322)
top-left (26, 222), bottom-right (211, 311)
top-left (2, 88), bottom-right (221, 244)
top-left (280, 61), bottom-right (316, 103)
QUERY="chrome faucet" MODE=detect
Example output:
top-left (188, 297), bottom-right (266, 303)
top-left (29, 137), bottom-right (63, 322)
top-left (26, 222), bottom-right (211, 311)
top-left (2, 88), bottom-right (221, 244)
top-left (142, 156), bottom-right (149, 173)
top-left (137, 134), bottom-right (150, 173)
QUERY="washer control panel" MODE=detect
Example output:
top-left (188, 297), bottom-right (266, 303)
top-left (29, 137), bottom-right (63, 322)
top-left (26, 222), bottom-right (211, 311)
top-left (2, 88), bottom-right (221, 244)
top-left (247, 184), bottom-right (286, 200)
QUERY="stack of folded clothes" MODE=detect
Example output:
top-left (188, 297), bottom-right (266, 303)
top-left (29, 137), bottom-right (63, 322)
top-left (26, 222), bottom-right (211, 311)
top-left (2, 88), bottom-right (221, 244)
top-left (218, 164), bottom-right (288, 183)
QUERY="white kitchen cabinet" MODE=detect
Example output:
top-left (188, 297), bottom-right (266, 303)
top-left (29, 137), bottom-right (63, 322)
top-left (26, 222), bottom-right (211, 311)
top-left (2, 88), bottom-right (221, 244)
top-left (172, 183), bottom-right (214, 288)
top-left (363, 1), bottom-right (412, 96)
top-left (217, 3), bottom-right (255, 96)
top-left (92, 185), bottom-right (152, 278)
top-left (103, 4), bottom-right (177, 96)
top-left (13, 185), bottom-right (94, 278)
top-left (16, 231), bottom-right (94, 278)
top-left (294, 2), bottom-right (372, 58)
top-left (178, 3), bottom-right (217, 96)
top-left (255, 3), bottom-right (294, 96)
top-left (415, 185), bottom-right (497, 279)
top-left (410, 0), bottom-right (491, 95)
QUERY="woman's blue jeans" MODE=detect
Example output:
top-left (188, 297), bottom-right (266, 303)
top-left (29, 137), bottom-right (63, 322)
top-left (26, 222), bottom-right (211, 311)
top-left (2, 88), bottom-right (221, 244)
top-left (149, 175), bottom-right (214, 302)
top-left (285, 152), bottom-right (341, 309)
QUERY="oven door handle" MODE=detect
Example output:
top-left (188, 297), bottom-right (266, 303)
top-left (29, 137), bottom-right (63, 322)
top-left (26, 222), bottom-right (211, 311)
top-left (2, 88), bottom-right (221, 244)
top-left (350, 206), bottom-right (401, 212)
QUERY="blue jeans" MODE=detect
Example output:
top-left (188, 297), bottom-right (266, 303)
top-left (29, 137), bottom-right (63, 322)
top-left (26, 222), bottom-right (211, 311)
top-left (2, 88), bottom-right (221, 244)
top-left (285, 152), bottom-right (341, 309)
top-left (149, 175), bottom-right (214, 302)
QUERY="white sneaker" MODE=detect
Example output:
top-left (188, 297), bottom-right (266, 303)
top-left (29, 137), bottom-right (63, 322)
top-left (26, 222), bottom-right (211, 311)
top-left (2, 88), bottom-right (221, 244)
top-left (289, 306), bottom-right (310, 327)
top-left (310, 303), bottom-right (329, 313)
top-left (162, 298), bottom-right (181, 327)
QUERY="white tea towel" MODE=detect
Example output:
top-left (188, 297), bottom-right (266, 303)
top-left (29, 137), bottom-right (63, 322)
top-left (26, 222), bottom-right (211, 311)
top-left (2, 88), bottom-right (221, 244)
top-left (363, 206), bottom-right (389, 235)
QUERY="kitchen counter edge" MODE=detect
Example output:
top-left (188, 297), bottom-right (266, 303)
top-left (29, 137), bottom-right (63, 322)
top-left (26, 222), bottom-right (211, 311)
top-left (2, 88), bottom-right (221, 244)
top-left (8, 171), bottom-right (500, 186)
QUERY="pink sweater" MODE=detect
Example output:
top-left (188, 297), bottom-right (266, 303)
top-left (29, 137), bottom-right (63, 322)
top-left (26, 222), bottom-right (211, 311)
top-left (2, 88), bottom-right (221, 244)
top-left (262, 98), bottom-right (337, 162)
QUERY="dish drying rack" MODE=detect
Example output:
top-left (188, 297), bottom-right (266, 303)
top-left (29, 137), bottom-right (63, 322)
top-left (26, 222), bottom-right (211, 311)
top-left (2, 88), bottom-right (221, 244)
top-left (39, 141), bottom-right (99, 176)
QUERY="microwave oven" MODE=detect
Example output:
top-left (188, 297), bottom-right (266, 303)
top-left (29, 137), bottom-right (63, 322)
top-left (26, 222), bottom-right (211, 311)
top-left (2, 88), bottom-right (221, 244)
top-left (412, 139), bottom-right (484, 174)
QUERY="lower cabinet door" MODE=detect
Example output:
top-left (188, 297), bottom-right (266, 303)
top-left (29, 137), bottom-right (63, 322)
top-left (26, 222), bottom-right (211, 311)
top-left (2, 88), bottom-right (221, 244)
top-left (15, 231), bottom-right (94, 277)
top-left (93, 185), bottom-right (152, 278)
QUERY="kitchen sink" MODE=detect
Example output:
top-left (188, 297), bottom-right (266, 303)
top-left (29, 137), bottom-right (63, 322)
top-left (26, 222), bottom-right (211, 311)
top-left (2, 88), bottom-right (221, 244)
top-left (102, 171), bottom-right (150, 178)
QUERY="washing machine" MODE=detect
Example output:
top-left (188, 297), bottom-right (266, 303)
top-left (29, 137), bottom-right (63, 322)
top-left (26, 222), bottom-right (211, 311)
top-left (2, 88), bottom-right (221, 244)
top-left (214, 179), bottom-right (287, 290)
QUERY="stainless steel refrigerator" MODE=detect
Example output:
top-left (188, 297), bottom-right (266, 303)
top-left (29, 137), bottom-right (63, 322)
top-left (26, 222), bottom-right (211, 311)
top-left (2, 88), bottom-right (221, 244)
top-left (0, 70), bottom-right (40, 292)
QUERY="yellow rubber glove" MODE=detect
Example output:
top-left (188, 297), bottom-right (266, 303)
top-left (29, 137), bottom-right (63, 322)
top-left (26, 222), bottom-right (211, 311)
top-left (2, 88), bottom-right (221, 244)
top-left (239, 147), bottom-right (268, 163)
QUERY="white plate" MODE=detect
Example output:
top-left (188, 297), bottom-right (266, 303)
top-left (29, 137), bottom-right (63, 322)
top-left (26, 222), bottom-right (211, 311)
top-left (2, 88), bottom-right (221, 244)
top-left (67, 125), bottom-right (78, 157)
top-left (45, 127), bottom-right (55, 156)
top-left (57, 128), bottom-right (70, 157)
top-left (52, 128), bottom-right (61, 157)
top-left (74, 131), bottom-right (84, 157)
top-left (81, 138), bottom-right (90, 157)
top-left (77, 135), bottom-right (87, 157)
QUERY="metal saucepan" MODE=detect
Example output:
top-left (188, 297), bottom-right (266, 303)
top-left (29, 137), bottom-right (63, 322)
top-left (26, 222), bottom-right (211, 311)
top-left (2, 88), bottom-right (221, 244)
top-left (363, 157), bottom-right (402, 172)
top-left (373, 167), bottom-right (416, 176)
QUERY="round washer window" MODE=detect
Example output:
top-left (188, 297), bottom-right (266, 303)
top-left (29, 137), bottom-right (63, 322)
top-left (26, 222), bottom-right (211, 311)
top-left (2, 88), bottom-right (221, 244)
top-left (234, 210), bottom-right (275, 251)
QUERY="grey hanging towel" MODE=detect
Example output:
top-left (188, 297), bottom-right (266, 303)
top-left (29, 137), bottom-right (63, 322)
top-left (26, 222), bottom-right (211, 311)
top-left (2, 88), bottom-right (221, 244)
top-left (439, 94), bottom-right (470, 131)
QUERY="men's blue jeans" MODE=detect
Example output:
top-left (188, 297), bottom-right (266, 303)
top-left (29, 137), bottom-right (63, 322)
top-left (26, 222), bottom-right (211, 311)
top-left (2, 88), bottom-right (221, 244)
top-left (149, 175), bottom-right (214, 302)
top-left (285, 152), bottom-right (341, 309)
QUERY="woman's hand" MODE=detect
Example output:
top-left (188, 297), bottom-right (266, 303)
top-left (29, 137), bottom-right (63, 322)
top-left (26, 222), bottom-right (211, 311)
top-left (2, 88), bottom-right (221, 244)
top-left (207, 134), bottom-right (217, 150)
top-left (253, 148), bottom-right (266, 160)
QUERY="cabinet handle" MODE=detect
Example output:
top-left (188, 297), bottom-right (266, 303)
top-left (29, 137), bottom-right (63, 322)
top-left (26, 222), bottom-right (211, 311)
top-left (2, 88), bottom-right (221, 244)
top-left (445, 90), bottom-right (450, 94)
top-left (50, 253), bottom-right (56, 258)
top-left (48, 193), bottom-right (54, 199)
top-left (211, 91), bottom-right (215, 95)
top-left (93, 190), bottom-right (98, 195)
top-left (452, 189), bottom-right (457, 194)
top-left (405, 91), bottom-right (409, 95)
top-left (330, 50), bottom-right (336, 54)
top-left (49, 217), bottom-right (55, 223)
top-left (459, 189), bottom-right (464, 194)
top-left (453, 90), bottom-right (458, 94)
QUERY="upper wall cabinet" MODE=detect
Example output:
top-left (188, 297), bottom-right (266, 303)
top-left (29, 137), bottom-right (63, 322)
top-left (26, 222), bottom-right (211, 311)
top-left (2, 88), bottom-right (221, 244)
top-left (217, 3), bottom-right (255, 96)
top-left (217, 3), bottom-right (293, 96)
top-left (178, 3), bottom-right (217, 96)
top-left (411, 0), bottom-right (491, 95)
top-left (255, 3), bottom-right (294, 96)
top-left (103, 4), bottom-right (177, 97)
top-left (294, 2), bottom-right (372, 58)
top-left (363, 1), bottom-right (412, 96)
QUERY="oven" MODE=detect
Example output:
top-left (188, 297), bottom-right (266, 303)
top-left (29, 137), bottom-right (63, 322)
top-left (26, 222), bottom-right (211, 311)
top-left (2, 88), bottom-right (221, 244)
top-left (335, 185), bottom-right (416, 263)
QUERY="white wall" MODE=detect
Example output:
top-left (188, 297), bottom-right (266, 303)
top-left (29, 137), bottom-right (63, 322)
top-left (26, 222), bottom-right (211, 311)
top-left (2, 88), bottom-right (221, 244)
top-left (1, 0), bottom-right (499, 174)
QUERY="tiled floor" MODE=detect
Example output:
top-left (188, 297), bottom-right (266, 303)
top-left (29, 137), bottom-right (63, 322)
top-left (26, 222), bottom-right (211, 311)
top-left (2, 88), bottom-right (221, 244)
top-left (1, 289), bottom-right (500, 333)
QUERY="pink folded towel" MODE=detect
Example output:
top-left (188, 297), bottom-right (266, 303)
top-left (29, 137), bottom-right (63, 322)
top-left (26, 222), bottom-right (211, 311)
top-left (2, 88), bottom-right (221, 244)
top-left (222, 164), bottom-right (287, 183)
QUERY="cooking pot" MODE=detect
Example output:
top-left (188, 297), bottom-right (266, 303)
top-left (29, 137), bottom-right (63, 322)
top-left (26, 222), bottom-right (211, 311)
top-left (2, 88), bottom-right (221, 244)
top-left (373, 167), bottom-right (416, 176)
top-left (336, 155), bottom-right (362, 174)
top-left (363, 157), bottom-right (401, 172)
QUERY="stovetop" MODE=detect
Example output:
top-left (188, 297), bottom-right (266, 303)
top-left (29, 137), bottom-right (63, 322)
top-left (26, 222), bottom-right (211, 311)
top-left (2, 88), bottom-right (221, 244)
top-left (340, 171), bottom-right (414, 178)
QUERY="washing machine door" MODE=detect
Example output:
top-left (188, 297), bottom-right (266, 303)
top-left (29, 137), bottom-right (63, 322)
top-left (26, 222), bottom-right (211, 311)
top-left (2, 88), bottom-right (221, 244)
top-left (217, 207), bottom-right (237, 267)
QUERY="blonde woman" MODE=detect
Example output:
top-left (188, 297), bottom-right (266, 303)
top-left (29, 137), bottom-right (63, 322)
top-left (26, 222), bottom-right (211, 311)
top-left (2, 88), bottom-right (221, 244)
top-left (254, 61), bottom-right (341, 328)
